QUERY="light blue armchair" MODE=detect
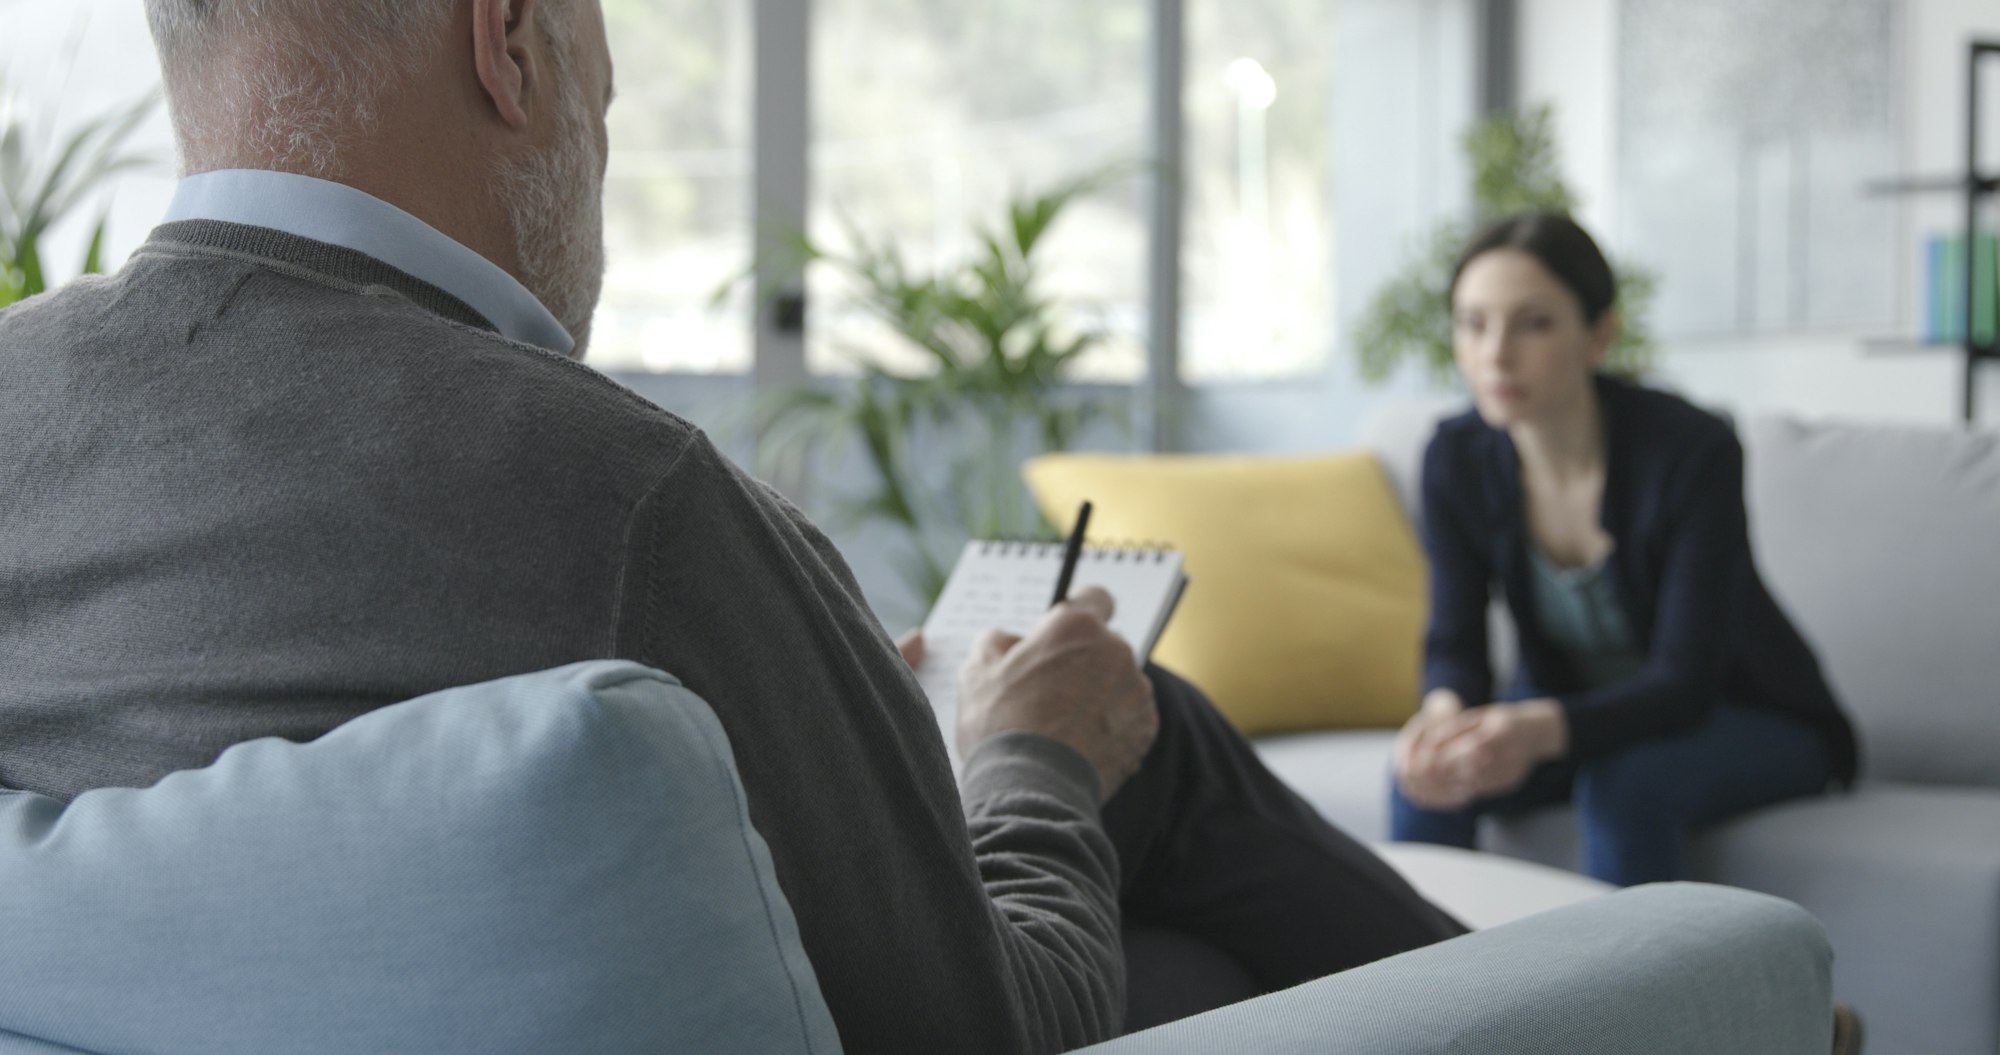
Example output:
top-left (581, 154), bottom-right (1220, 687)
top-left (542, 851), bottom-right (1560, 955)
top-left (0, 663), bottom-right (1835, 1054)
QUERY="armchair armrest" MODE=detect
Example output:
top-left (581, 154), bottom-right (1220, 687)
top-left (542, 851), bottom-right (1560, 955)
top-left (1073, 883), bottom-right (1832, 1055)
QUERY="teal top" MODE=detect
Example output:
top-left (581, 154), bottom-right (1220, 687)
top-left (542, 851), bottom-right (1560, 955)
top-left (1527, 547), bottom-right (1649, 691)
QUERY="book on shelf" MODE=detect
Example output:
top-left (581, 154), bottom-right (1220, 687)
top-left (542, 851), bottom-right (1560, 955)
top-left (1925, 232), bottom-right (1999, 345)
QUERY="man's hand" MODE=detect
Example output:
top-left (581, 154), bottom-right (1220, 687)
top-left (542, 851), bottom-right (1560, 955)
top-left (895, 628), bottom-right (924, 669)
top-left (954, 586), bottom-right (1159, 802)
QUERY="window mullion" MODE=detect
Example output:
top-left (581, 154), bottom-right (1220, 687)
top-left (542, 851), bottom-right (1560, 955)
top-left (752, 0), bottom-right (811, 398)
top-left (1144, 0), bottom-right (1188, 452)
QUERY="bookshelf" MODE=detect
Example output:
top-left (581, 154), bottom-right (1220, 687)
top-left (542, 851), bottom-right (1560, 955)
top-left (1866, 40), bottom-right (1999, 425)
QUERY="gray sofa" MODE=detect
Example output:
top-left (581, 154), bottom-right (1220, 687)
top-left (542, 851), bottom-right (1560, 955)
top-left (1093, 882), bottom-right (1832, 1054)
top-left (0, 661), bottom-right (1835, 1054)
top-left (1255, 406), bottom-right (2000, 1055)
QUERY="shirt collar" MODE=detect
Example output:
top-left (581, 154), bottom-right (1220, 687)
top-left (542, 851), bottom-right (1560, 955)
top-left (163, 169), bottom-right (575, 356)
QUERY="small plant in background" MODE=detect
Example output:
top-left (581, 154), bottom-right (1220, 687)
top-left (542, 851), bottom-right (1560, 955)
top-left (1353, 104), bottom-right (1657, 385)
top-left (744, 168), bottom-right (1131, 609)
top-left (0, 76), bottom-right (159, 308)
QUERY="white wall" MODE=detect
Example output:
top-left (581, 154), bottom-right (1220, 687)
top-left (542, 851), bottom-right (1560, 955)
top-left (1518, 0), bottom-right (1618, 236)
top-left (1518, 0), bottom-right (2000, 428)
top-left (0, 0), bottom-right (177, 281)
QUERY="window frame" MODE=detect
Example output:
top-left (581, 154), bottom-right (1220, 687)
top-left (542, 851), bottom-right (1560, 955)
top-left (609, 0), bottom-right (1508, 459)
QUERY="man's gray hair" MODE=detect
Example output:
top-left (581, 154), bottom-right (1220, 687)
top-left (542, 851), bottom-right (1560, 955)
top-left (145, 1), bottom-right (564, 177)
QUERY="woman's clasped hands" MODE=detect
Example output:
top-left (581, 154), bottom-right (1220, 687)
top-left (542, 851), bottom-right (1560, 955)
top-left (1393, 690), bottom-right (1570, 810)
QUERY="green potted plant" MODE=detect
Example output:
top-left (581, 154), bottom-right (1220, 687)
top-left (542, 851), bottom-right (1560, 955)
top-left (1353, 104), bottom-right (1657, 384)
top-left (1, 76), bottom-right (159, 308)
top-left (745, 168), bottom-right (1131, 611)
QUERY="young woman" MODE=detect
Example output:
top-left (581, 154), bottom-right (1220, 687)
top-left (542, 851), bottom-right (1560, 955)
top-left (1391, 212), bottom-right (1859, 886)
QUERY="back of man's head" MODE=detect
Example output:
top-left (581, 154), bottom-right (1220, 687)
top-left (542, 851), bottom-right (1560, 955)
top-left (141, 0), bottom-right (606, 356)
top-left (145, 0), bottom-right (464, 177)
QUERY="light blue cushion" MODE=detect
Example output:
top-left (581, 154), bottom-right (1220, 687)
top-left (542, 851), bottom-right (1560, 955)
top-left (0, 661), bottom-right (841, 1055)
top-left (1077, 884), bottom-right (1834, 1055)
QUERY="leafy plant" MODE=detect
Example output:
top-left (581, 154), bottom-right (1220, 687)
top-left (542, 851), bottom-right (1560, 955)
top-left (1353, 104), bottom-right (1657, 384)
top-left (1, 76), bottom-right (159, 308)
top-left (744, 168), bottom-right (1131, 609)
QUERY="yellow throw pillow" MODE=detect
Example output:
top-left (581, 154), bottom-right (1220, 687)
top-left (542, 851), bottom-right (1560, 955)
top-left (1022, 452), bottom-right (1424, 736)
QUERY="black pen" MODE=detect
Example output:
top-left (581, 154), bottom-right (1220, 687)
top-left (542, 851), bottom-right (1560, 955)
top-left (1049, 500), bottom-right (1093, 608)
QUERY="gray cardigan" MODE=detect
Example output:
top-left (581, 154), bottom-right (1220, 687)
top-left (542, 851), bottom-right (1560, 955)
top-left (0, 221), bottom-right (1123, 1054)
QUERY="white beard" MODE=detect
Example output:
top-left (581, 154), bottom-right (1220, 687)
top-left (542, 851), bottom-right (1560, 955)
top-left (493, 54), bottom-right (606, 360)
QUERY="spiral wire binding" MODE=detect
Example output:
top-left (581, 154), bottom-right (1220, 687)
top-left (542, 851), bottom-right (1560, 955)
top-left (974, 538), bottom-right (1174, 562)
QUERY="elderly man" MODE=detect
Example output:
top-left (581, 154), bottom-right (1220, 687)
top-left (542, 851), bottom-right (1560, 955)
top-left (0, 1), bottom-right (1462, 1051)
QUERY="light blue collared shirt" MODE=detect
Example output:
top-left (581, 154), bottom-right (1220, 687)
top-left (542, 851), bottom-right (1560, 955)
top-left (163, 169), bottom-right (575, 356)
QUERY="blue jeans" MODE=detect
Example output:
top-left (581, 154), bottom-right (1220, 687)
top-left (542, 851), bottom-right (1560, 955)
top-left (1389, 707), bottom-right (1833, 886)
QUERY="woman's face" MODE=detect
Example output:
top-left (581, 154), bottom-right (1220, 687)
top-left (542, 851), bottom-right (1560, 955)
top-left (1451, 249), bottom-right (1615, 429)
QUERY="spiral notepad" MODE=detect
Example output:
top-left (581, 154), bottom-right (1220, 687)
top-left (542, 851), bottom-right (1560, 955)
top-left (916, 540), bottom-right (1188, 762)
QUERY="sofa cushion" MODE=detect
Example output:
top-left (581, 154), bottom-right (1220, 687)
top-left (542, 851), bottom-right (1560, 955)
top-left (1253, 729), bottom-right (1401, 842)
top-left (0, 662), bottom-right (841, 1055)
top-left (1080, 884), bottom-right (1835, 1055)
top-left (1486, 783), bottom-right (2000, 1055)
top-left (1023, 452), bottom-right (1424, 736)
top-left (1744, 418), bottom-right (2000, 787)
top-left (1372, 842), bottom-right (1612, 930)
top-left (1355, 395), bottom-right (1463, 515)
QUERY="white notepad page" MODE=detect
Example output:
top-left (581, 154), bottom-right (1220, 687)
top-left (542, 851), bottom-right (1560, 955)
top-left (915, 540), bottom-right (1187, 768)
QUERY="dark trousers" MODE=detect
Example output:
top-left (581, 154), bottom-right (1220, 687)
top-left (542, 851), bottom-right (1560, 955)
top-left (1388, 706), bottom-right (1833, 886)
top-left (1103, 667), bottom-right (1467, 1030)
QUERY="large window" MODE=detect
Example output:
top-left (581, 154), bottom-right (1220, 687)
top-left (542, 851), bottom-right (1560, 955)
top-left (1181, 1), bottom-right (1337, 383)
top-left (587, 0), bottom-right (1339, 387)
top-left (591, 0), bottom-right (754, 374)
top-left (809, 0), bottom-right (1151, 381)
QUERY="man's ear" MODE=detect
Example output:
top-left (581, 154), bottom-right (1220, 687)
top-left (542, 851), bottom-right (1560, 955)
top-left (473, 0), bottom-right (541, 130)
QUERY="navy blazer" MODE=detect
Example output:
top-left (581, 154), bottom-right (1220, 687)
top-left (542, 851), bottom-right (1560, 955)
top-left (1419, 375), bottom-right (1859, 784)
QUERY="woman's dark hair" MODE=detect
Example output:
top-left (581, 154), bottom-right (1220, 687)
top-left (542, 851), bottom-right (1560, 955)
top-left (1449, 212), bottom-right (1618, 324)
